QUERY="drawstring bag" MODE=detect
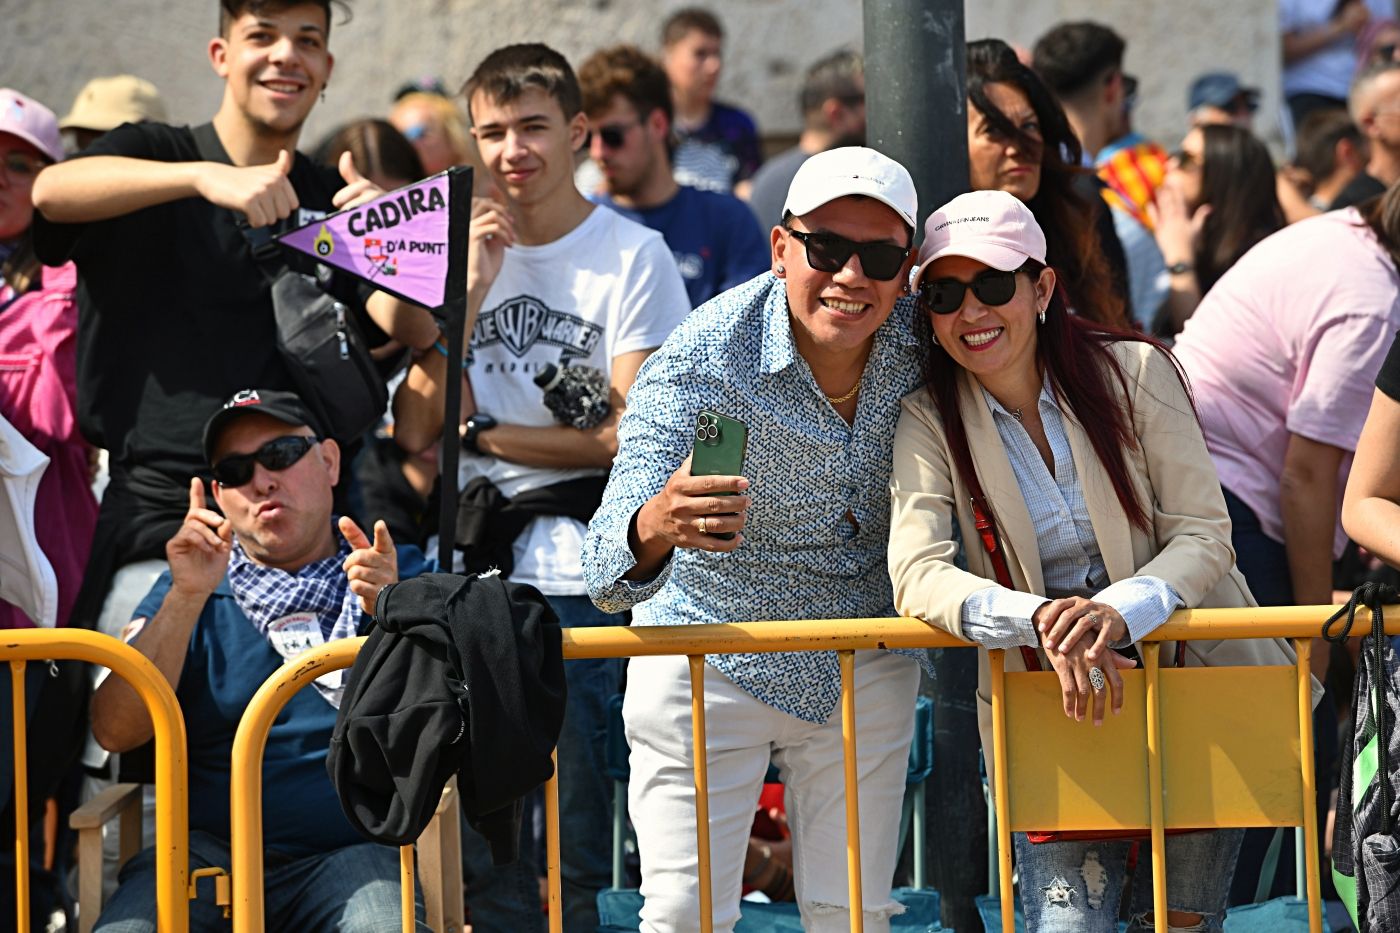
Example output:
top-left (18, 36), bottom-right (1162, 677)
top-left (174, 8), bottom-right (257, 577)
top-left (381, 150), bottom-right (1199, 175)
top-left (1325, 581), bottom-right (1400, 932)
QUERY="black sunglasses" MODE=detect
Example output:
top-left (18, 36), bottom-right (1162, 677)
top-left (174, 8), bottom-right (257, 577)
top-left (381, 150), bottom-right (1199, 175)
top-left (786, 229), bottom-right (910, 281)
top-left (917, 265), bottom-right (1029, 315)
top-left (590, 121), bottom-right (640, 150)
top-left (211, 435), bottom-right (319, 487)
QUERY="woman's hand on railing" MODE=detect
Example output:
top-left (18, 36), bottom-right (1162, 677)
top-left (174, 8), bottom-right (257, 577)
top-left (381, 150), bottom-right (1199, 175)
top-left (1042, 639), bottom-right (1137, 726)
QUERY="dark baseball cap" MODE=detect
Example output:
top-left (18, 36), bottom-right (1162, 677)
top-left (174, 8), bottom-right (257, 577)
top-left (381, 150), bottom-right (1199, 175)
top-left (1189, 72), bottom-right (1259, 112)
top-left (202, 389), bottom-right (323, 465)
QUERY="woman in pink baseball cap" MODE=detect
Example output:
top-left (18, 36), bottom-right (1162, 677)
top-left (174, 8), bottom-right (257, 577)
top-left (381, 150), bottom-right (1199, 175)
top-left (887, 189), bottom-right (1308, 932)
top-left (0, 88), bottom-right (95, 634)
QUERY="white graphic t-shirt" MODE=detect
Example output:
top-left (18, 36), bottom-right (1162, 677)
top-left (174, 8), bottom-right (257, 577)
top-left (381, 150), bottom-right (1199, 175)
top-left (462, 205), bottom-right (690, 594)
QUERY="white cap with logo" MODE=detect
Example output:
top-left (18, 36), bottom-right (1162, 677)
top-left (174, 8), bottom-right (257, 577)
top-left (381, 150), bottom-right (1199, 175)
top-left (913, 189), bottom-right (1047, 289)
top-left (783, 146), bottom-right (918, 229)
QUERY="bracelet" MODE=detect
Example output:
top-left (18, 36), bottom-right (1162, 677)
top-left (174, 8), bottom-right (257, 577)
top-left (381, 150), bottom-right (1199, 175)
top-left (432, 339), bottom-right (472, 369)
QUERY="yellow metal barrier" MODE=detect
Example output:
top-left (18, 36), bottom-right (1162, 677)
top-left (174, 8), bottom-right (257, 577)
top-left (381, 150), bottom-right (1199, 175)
top-left (0, 628), bottom-right (189, 933)
top-left (549, 606), bottom-right (1387, 933)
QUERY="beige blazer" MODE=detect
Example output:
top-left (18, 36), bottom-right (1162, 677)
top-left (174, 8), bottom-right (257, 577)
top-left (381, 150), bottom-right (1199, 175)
top-left (888, 340), bottom-right (1312, 757)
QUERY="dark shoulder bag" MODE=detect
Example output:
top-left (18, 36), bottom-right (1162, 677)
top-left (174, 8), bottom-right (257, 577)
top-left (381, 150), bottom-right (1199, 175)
top-left (190, 123), bottom-right (387, 443)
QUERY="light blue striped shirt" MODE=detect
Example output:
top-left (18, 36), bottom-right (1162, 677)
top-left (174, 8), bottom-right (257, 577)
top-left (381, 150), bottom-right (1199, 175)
top-left (960, 381), bottom-right (1183, 649)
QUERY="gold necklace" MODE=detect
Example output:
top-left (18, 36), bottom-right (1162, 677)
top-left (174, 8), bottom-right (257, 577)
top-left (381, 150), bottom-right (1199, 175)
top-left (825, 376), bottom-right (862, 405)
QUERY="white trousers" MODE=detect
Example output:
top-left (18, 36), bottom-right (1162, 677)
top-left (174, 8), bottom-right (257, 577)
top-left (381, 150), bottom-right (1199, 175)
top-left (624, 650), bottom-right (920, 933)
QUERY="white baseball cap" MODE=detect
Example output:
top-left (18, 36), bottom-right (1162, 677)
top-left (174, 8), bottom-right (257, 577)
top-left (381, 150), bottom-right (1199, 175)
top-left (783, 146), bottom-right (918, 230)
top-left (913, 190), bottom-right (1046, 289)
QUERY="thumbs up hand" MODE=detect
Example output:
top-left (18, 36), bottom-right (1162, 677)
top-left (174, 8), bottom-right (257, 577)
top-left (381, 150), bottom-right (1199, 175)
top-left (332, 150), bottom-right (386, 211)
top-left (194, 148), bottom-right (301, 227)
top-left (339, 516), bottom-right (399, 615)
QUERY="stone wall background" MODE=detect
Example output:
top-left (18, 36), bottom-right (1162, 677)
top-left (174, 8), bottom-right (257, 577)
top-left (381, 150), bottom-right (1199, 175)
top-left (2, 0), bottom-right (1284, 155)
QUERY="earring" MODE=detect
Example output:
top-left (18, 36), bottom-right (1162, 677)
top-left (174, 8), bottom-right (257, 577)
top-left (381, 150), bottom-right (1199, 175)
top-left (931, 332), bottom-right (939, 346)
top-left (1037, 308), bottom-right (1047, 324)
top-left (775, 264), bottom-right (785, 275)
top-left (320, 88), bottom-right (327, 104)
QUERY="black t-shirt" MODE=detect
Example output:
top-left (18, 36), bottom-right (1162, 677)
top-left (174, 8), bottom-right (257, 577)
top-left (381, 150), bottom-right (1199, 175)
top-left (1330, 172), bottom-right (1388, 211)
top-left (32, 121), bottom-right (345, 479)
top-left (1378, 331), bottom-right (1400, 402)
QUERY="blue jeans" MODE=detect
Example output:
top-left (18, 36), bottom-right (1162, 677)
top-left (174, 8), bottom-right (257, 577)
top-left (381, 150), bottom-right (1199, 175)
top-left (94, 830), bottom-right (427, 931)
top-left (1014, 829), bottom-right (1244, 932)
top-left (461, 804), bottom-right (544, 933)
top-left (1221, 487), bottom-right (1294, 607)
top-left (457, 594), bottom-right (622, 933)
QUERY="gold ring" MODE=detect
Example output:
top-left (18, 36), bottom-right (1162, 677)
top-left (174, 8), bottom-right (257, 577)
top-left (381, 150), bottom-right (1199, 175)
top-left (697, 516), bottom-right (708, 535)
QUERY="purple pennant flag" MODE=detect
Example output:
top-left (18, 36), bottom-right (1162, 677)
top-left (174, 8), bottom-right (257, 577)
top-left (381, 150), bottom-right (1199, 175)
top-left (277, 173), bottom-right (451, 308)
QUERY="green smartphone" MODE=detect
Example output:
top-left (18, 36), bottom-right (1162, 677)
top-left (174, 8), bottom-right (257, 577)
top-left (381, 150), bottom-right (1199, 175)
top-left (689, 410), bottom-right (749, 541)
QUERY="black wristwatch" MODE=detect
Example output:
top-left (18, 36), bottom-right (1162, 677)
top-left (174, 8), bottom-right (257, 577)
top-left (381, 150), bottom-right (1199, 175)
top-left (1166, 260), bottom-right (1195, 276)
top-left (461, 413), bottom-right (497, 454)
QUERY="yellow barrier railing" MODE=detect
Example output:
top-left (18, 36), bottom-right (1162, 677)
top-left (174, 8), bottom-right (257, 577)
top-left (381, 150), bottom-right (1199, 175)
top-left (547, 605), bottom-right (1381, 933)
top-left (0, 628), bottom-right (189, 933)
top-left (220, 603), bottom-right (1380, 933)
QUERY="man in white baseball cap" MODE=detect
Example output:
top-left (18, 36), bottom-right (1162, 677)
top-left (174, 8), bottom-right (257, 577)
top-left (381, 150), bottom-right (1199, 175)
top-left (582, 144), bottom-right (933, 932)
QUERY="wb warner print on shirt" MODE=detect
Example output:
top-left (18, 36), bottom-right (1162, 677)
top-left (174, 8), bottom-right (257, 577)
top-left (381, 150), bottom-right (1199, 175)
top-left (472, 294), bottom-right (605, 373)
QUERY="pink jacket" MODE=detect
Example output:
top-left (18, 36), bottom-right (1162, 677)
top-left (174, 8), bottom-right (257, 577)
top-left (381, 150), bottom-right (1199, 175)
top-left (0, 262), bottom-right (97, 627)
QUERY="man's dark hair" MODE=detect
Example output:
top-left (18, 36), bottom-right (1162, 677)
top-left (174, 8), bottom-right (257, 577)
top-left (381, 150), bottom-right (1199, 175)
top-left (800, 49), bottom-right (864, 118)
top-left (462, 43), bottom-right (583, 121)
top-left (1294, 108), bottom-right (1363, 181)
top-left (1031, 21), bottom-right (1126, 99)
top-left (579, 45), bottom-right (673, 127)
top-left (218, 0), bottom-right (347, 37)
top-left (662, 7), bottom-right (723, 47)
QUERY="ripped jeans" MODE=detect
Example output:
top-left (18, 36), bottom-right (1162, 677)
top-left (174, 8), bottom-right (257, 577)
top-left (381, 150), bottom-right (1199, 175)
top-left (1014, 829), bottom-right (1245, 933)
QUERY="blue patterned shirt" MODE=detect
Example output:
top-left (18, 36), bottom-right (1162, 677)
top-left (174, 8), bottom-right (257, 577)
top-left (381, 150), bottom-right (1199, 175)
top-left (960, 381), bottom-right (1182, 648)
top-left (582, 273), bottom-right (929, 723)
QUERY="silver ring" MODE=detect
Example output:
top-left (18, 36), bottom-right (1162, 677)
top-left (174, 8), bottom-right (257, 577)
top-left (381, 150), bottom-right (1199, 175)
top-left (1088, 667), bottom-right (1106, 693)
top-left (697, 516), bottom-right (708, 535)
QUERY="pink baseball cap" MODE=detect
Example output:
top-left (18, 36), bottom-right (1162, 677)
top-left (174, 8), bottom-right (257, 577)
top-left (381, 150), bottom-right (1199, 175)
top-left (0, 89), bottom-right (63, 164)
top-left (912, 190), bottom-right (1046, 290)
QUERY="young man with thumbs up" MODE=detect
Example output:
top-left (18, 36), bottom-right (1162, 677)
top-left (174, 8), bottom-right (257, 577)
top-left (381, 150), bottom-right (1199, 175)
top-left (29, 0), bottom-right (435, 643)
top-left (90, 388), bottom-right (434, 932)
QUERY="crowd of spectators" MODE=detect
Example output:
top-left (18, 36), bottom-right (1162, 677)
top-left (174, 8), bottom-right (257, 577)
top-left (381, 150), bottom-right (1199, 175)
top-left (4, 0), bottom-right (1400, 931)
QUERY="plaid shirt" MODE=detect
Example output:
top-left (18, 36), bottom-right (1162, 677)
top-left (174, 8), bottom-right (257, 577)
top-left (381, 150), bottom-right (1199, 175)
top-left (227, 530), bottom-right (359, 704)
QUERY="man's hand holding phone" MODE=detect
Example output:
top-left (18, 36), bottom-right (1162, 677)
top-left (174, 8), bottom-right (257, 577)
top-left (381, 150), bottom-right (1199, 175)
top-left (633, 454), bottom-right (752, 557)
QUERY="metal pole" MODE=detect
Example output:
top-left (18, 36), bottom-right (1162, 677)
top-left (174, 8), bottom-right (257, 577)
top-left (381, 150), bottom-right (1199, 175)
top-left (863, 2), bottom-right (975, 926)
top-left (863, 0), bottom-right (969, 235)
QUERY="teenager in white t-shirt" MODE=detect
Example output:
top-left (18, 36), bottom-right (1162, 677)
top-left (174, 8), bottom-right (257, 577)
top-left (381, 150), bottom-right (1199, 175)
top-left (393, 44), bottom-right (689, 933)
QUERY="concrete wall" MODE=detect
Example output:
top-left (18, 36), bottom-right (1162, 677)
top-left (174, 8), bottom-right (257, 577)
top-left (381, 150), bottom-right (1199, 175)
top-left (3, 0), bottom-right (1278, 155)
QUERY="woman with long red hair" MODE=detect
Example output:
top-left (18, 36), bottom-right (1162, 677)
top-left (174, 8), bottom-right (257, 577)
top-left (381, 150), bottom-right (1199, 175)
top-left (887, 190), bottom-right (1302, 932)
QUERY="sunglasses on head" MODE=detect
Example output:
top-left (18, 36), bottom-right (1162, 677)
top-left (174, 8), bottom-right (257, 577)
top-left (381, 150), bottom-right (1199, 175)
top-left (211, 435), bottom-right (318, 488)
top-left (785, 228), bottom-right (910, 281)
top-left (917, 264), bottom-right (1032, 315)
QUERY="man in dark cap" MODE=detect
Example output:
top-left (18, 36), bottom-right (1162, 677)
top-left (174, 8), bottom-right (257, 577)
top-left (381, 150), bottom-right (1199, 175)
top-left (1188, 72), bottom-right (1261, 129)
top-left (88, 388), bottom-right (432, 932)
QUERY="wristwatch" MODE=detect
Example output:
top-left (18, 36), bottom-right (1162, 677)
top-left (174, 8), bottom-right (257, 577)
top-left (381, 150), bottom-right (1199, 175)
top-left (1166, 260), bottom-right (1194, 276)
top-left (461, 413), bottom-right (497, 455)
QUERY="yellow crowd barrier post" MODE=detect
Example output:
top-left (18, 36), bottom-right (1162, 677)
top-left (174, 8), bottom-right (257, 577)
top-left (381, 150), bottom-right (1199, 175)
top-left (0, 628), bottom-right (189, 933)
top-left (987, 649), bottom-right (1014, 933)
top-left (1143, 642), bottom-right (1168, 927)
top-left (229, 637), bottom-right (364, 932)
top-left (839, 650), bottom-right (864, 933)
top-left (1294, 639), bottom-right (1323, 933)
top-left (11, 660), bottom-right (29, 933)
top-left (400, 845), bottom-right (415, 933)
top-left (546, 751), bottom-right (563, 933)
top-left (688, 655), bottom-right (714, 933)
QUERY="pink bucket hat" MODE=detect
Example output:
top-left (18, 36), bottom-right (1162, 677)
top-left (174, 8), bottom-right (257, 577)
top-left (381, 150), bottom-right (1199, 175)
top-left (0, 89), bottom-right (63, 163)
top-left (911, 190), bottom-right (1046, 290)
